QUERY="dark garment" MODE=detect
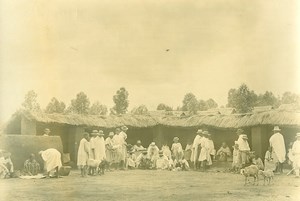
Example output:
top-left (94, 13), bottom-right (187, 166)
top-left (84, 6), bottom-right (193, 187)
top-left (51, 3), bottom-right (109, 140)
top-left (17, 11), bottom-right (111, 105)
top-left (24, 159), bottom-right (40, 175)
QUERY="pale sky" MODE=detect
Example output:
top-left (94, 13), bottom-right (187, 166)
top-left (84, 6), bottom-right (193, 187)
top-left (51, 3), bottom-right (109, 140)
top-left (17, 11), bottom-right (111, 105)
top-left (0, 0), bottom-right (299, 122)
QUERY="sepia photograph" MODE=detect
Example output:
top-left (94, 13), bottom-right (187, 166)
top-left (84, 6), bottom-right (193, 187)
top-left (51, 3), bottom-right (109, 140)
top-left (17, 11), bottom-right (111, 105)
top-left (0, 0), bottom-right (300, 200)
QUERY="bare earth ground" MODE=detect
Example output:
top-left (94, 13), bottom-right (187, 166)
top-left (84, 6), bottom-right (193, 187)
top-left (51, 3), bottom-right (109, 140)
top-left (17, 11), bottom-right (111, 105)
top-left (0, 168), bottom-right (300, 201)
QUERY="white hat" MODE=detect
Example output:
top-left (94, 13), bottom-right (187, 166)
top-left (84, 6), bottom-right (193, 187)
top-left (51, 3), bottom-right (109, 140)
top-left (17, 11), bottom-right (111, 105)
top-left (196, 129), bottom-right (203, 134)
top-left (273, 126), bottom-right (281, 132)
top-left (150, 142), bottom-right (156, 146)
top-left (296, 133), bottom-right (300, 138)
top-left (241, 134), bottom-right (248, 140)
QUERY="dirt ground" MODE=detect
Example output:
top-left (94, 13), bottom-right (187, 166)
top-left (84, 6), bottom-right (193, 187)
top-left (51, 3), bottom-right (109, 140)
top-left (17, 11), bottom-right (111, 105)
top-left (1, 168), bottom-right (300, 201)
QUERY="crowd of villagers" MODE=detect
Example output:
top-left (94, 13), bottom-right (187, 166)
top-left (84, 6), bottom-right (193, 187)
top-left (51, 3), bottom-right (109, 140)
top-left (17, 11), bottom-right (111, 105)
top-left (1, 125), bottom-right (300, 179)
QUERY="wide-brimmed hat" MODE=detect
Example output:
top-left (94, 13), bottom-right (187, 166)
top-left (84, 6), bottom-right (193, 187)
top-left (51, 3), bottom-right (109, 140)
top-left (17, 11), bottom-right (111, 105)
top-left (121, 125), bottom-right (128, 131)
top-left (98, 130), bottom-right (104, 136)
top-left (202, 131), bottom-right (209, 136)
top-left (236, 129), bottom-right (244, 134)
top-left (241, 134), bottom-right (248, 140)
top-left (295, 133), bottom-right (300, 138)
top-left (196, 129), bottom-right (203, 134)
top-left (109, 132), bottom-right (114, 137)
top-left (91, 130), bottom-right (99, 136)
top-left (273, 126), bottom-right (281, 132)
top-left (173, 137), bottom-right (179, 142)
top-left (150, 142), bottom-right (156, 146)
top-left (137, 140), bottom-right (142, 144)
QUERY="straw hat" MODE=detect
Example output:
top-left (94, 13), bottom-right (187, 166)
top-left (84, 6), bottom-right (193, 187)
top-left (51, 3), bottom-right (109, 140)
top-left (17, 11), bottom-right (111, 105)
top-left (241, 134), bottom-right (248, 140)
top-left (173, 137), bottom-right (179, 142)
top-left (273, 126), bottom-right (281, 132)
top-left (121, 125), bottom-right (128, 131)
top-left (202, 131), bottom-right (209, 136)
top-left (91, 130), bottom-right (99, 136)
top-left (109, 132), bottom-right (114, 137)
top-left (137, 140), bottom-right (142, 144)
top-left (150, 142), bottom-right (156, 146)
top-left (196, 129), bottom-right (203, 134)
top-left (295, 133), bottom-right (300, 138)
top-left (98, 130), bottom-right (104, 136)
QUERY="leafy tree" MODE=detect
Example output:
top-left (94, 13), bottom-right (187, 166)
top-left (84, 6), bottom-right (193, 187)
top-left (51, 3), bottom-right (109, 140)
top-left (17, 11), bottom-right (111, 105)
top-left (22, 90), bottom-right (41, 111)
top-left (68, 92), bottom-right (90, 114)
top-left (111, 87), bottom-right (129, 114)
top-left (157, 103), bottom-right (173, 111)
top-left (198, 99), bottom-right (208, 111)
top-left (256, 91), bottom-right (280, 107)
top-left (227, 84), bottom-right (257, 113)
top-left (131, 105), bottom-right (149, 115)
top-left (281, 92), bottom-right (300, 105)
top-left (89, 101), bottom-right (108, 115)
top-left (206, 98), bottom-right (218, 109)
top-left (182, 93), bottom-right (199, 114)
top-left (45, 97), bottom-right (66, 113)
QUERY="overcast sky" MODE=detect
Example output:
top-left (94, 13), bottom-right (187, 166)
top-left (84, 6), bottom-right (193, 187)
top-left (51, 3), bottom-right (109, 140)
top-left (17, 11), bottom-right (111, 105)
top-left (0, 0), bottom-right (299, 122)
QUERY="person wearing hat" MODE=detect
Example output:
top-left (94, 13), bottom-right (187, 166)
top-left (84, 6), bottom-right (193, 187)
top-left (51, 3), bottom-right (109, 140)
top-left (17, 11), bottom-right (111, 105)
top-left (269, 126), bottom-right (286, 173)
top-left (147, 142), bottom-right (159, 168)
top-left (77, 132), bottom-right (90, 177)
top-left (97, 130), bottom-right (106, 161)
top-left (236, 134), bottom-right (250, 168)
top-left (136, 150), bottom-right (151, 169)
top-left (133, 140), bottom-right (146, 158)
top-left (198, 131), bottom-right (213, 171)
top-left (113, 127), bottom-right (127, 170)
top-left (89, 130), bottom-right (99, 160)
top-left (191, 129), bottom-right (203, 170)
top-left (171, 137), bottom-right (184, 161)
top-left (43, 128), bottom-right (51, 136)
top-left (291, 133), bottom-right (300, 178)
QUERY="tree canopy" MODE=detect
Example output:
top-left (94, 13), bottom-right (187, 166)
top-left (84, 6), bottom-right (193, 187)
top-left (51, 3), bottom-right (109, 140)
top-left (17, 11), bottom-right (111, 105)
top-left (67, 92), bottom-right (90, 115)
top-left (157, 103), bottom-right (173, 111)
top-left (22, 90), bottom-right (41, 111)
top-left (45, 97), bottom-right (66, 113)
top-left (111, 87), bottom-right (129, 115)
top-left (131, 105), bottom-right (149, 115)
top-left (89, 102), bottom-right (108, 115)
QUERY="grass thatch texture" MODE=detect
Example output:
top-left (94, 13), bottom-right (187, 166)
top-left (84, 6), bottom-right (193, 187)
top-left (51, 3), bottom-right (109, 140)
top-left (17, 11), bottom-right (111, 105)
top-left (0, 135), bottom-right (63, 170)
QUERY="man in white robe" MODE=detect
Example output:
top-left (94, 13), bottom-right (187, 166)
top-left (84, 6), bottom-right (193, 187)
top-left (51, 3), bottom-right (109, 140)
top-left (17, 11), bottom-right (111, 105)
top-left (292, 133), bottom-right (300, 178)
top-left (113, 127), bottom-right (127, 169)
top-left (77, 132), bottom-right (90, 177)
top-left (198, 131), bottom-right (210, 171)
top-left (269, 126), bottom-right (286, 173)
top-left (191, 129), bottom-right (202, 170)
top-left (39, 148), bottom-right (62, 178)
top-left (237, 134), bottom-right (250, 168)
top-left (95, 130), bottom-right (106, 161)
top-left (89, 130), bottom-right (99, 160)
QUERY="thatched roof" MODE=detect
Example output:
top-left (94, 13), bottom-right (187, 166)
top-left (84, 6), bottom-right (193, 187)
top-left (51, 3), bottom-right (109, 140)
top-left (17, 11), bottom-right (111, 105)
top-left (6, 106), bottom-right (300, 130)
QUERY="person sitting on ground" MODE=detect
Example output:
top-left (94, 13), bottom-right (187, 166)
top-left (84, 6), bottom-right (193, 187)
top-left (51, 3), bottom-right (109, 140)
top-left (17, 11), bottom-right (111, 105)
top-left (136, 151), bottom-right (151, 169)
top-left (39, 148), bottom-right (62, 178)
top-left (126, 151), bottom-right (136, 170)
top-left (216, 142), bottom-right (232, 162)
top-left (0, 150), bottom-right (14, 178)
top-left (162, 145), bottom-right (172, 159)
top-left (43, 128), bottom-right (51, 136)
top-left (171, 137), bottom-right (184, 161)
top-left (23, 153), bottom-right (40, 176)
top-left (231, 142), bottom-right (240, 173)
top-left (175, 157), bottom-right (190, 171)
top-left (147, 142), bottom-right (159, 168)
top-left (252, 155), bottom-right (264, 170)
top-left (156, 151), bottom-right (169, 170)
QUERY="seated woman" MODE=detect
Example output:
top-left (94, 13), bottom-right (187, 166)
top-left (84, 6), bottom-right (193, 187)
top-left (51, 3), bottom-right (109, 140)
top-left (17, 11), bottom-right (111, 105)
top-left (23, 153), bottom-right (40, 176)
top-left (216, 142), bottom-right (232, 162)
top-left (0, 150), bottom-right (14, 179)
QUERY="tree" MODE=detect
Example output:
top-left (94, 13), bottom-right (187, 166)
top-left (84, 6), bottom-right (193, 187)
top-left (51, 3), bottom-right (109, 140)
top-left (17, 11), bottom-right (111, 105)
top-left (206, 98), bottom-right (218, 109)
top-left (182, 93), bottom-right (199, 114)
top-left (256, 91), bottom-right (280, 107)
top-left (68, 92), bottom-right (90, 114)
top-left (22, 90), bottom-right (41, 111)
top-left (198, 100), bottom-right (208, 111)
top-left (111, 87), bottom-right (129, 114)
top-left (131, 105), bottom-right (149, 115)
top-left (281, 92), bottom-right (300, 105)
top-left (45, 97), bottom-right (66, 113)
top-left (89, 101), bottom-right (108, 115)
top-left (157, 103), bottom-right (173, 111)
top-left (227, 84), bottom-right (257, 113)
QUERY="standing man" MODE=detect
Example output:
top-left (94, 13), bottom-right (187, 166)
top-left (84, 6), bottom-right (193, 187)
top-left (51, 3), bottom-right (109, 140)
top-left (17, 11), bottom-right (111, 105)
top-left (236, 129), bottom-right (250, 168)
top-left (89, 130), bottom-right (99, 160)
top-left (292, 133), bottom-right (300, 178)
top-left (39, 148), bottom-right (62, 178)
top-left (105, 132), bottom-right (116, 170)
top-left (191, 129), bottom-right (202, 170)
top-left (269, 126), bottom-right (286, 173)
top-left (43, 128), bottom-right (51, 136)
top-left (77, 132), bottom-right (90, 177)
top-left (113, 127), bottom-right (127, 170)
top-left (97, 130), bottom-right (106, 161)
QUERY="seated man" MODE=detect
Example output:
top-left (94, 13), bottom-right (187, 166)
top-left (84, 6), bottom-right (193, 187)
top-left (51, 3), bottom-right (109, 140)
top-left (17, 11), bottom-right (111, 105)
top-left (136, 151), bottom-right (151, 169)
top-left (39, 148), bottom-right (62, 178)
top-left (156, 151), bottom-right (169, 170)
top-left (216, 142), bottom-right (232, 162)
top-left (126, 151), bottom-right (136, 169)
top-left (133, 140), bottom-right (146, 158)
top-left (24, 153), bottom-right (40, 176)
top-left (0, 150), bottom-right (14, 179)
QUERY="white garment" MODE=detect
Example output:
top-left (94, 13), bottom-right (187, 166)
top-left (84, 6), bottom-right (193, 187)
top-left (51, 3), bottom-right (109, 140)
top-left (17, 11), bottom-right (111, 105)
top-left (269, 132), bottom-right (286, 163)
top-left (41, 148), bottom-right (62, 172)
top-left (237, 135), bottom-right (250, 151)
top-left (77, 138), bottom-right (90, 166)
top-left (91, 136), bottom-right (106, 161)
top-left (292, 140), bottom-right (300, 170)
top-left (191, 135), bottom-right (201, 162)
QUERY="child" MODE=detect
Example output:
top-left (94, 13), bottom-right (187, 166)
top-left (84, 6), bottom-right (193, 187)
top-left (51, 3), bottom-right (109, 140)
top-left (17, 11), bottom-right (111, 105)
top-left (156, 151), bottom-right (169, 170)
top-left (171, 137), bottom-right (184, 161)
top-left (232, 142), bottom-right (240, 173)
top-left (252, 155), bottom-right (264, 170)
top-left (126, 151), bottom-right (136, 170)
top-left (264, 147), bottom-right (276, 171)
